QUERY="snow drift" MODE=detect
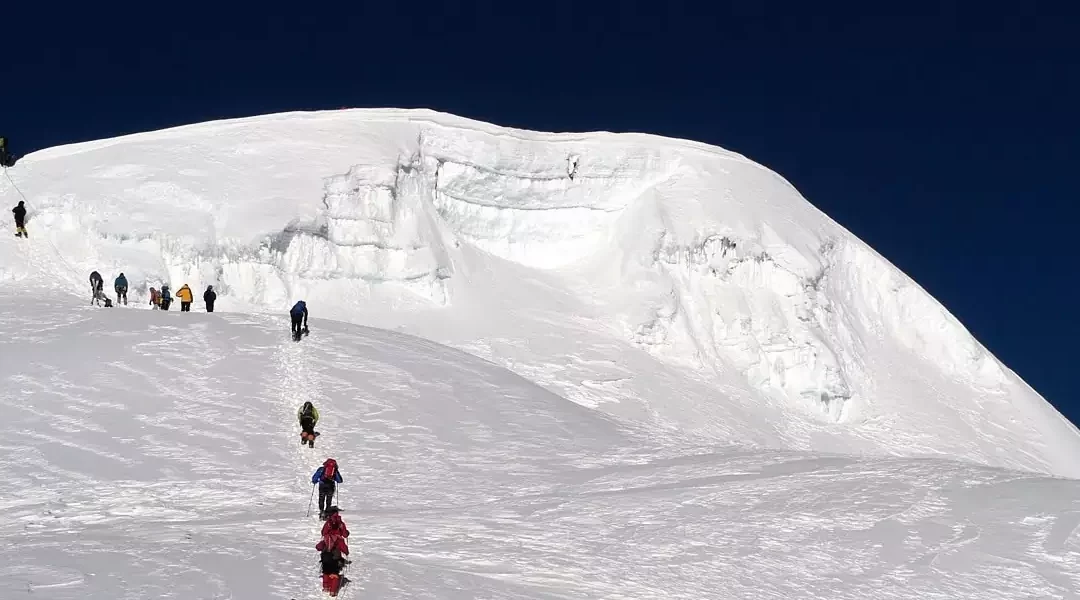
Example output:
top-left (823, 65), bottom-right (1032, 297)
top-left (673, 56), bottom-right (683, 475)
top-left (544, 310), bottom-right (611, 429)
top-left (1, 108), bottom-right (1077, 479)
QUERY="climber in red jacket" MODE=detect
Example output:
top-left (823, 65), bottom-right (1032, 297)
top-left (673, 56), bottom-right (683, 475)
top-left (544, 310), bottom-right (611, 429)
top-left (321, 509), bottom-right (350, 538)
top-left (317, 515), bottom-right (350, 596)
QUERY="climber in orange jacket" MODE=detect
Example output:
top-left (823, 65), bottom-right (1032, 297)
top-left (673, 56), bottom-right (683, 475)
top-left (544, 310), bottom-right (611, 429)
top-left (176, 284), bottom-right (194, 312)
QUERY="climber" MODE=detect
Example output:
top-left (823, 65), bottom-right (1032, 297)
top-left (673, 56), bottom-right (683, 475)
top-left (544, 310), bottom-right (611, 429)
top-left (321, 507), bottom-right (349, 538)
top-left (160, 284), bottom-right (172, 311)
top-left (298, 401), bottom-right (320, 447)
top-left (316, 519), bottom-right (350, 597)
top-left (311, 458), bottom-right (343, 520)
top-left (114, 273), bottom-right (128, 306)
top-left (12, 201), bottom-right (27, 238)
top-left (290, 300), bottom-right (308, 338)
top-left (149, 287), bottom-right (161, 309)
top-left (203, 285), bottom-right (216, 313)
top-left (89, 271), bottom-right (104, 305)
top-left (176, 284), bottom-right (194, 312)
top-left (0, 137), bottom-right (15, 168)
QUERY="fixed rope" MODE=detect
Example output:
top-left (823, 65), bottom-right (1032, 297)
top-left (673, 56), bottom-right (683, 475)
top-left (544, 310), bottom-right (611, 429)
top-left (3, 165), bottom-right (85, 282)
top-left (2, 165), bottom-right (30, 204)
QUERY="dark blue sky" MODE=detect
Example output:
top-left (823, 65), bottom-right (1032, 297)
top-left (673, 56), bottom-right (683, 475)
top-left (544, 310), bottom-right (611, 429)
top-left (3, 2), bottom-right (1078, 424)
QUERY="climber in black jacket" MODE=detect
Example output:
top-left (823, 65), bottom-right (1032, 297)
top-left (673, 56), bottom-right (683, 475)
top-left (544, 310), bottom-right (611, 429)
top-left (204, 286), bottom-right (217, 313)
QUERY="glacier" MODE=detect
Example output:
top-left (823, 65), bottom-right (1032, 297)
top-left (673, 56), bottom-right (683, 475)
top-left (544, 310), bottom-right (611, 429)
top-left (1, 109), bottom-right (1078, 599)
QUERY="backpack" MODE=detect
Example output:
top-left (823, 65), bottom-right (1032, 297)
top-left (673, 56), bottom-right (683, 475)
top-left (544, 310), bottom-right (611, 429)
top-left (319, 531), bottom-right (346, 555)
top-left (291, 301), bottom-right (306, 316)
top-left (322, 459), bottom-right (337, 482)
top-left (325, 513), bottom-right (343, 531)
top-left (301, 402), bottom-right (315, 419)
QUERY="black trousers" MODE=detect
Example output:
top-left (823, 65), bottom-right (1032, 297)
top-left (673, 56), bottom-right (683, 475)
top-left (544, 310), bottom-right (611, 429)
top-left (291, 314), bottom-right (305, 335)
top-left (318, 480), bottom-right (336, 513)
top-left (300, 417), bottom-right (316, 435)
top-left (115, 287), bottom-right (127, 305)
top-left (206, 302), bottom-right (215, 313)
top-left (320, 551), bottom-right (347, 574)
top-left (180, 301), bottom-right (191, 312)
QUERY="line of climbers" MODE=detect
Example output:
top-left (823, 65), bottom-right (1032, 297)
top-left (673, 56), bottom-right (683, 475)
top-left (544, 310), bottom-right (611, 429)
top-left (76, 269), bottom-right (304, 340)
top-left (88, 271), bottom-right (216, 312)
top-left (299, 401), bottom-right (351, 596)
top-left (8, 136), bottom-right (348, 595)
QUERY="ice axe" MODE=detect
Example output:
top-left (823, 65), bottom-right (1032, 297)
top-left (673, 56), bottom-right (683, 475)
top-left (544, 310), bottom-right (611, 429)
top-left (305, 483), bottom-right (315, 517)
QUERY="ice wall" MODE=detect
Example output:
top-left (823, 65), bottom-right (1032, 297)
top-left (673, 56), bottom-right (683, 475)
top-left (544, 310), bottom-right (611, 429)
top-left (420, 130), bottom-right (680, 269)
top-left (154, 162), bottom-right (453, 309)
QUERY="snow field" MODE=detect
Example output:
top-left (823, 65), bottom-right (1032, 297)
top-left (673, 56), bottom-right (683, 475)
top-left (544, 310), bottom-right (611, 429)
top-left (2, 295), bottom-right (1079, 598)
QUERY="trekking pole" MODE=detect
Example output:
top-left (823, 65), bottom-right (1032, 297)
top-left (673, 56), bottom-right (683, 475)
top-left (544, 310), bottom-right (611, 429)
top-left (306, 484), bottom-right (316, 517)
top-left (340, 561), bottom-right (351, 597)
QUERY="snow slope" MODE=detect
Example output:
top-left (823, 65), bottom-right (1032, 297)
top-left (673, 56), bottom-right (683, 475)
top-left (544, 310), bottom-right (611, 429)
top-left (1, 295), bottom-right (1079, 600)
top-left (2, 108), bottom-right (1075, 478)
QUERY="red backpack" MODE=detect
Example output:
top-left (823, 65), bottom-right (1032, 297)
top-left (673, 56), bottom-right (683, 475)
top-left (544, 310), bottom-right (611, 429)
top-left (319, 531), bottom-right (348, 555)
top-left (322, 459), bottom-right (337, 481)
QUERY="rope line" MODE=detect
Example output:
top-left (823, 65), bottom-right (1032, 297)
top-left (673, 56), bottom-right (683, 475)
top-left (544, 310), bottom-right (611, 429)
top-left (3, 165), bottom-right (85, 282)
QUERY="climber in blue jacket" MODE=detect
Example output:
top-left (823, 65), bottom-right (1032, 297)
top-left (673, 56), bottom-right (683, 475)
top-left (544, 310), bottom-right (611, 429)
top-left (311, 458), bottom-right (343, 519)
top-left (114, 273), bottom-right (128, 305)
top-left (290, 300), bottom-right (308, 337)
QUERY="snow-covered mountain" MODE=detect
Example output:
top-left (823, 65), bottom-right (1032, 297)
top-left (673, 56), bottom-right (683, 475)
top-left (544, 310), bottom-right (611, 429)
top-left (4, 109), bottom-right (1075, 475)
top-left (2, 110), bottom-right (1079, 599)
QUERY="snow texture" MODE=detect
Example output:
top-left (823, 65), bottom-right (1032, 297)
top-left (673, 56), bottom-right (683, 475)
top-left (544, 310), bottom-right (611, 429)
top-left (1, 109), bottom-right (1078, 599)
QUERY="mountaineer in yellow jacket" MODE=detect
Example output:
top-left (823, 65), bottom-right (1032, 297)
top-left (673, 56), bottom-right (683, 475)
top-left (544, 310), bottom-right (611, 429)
top-left (176, 284), bottom-right (194, 312)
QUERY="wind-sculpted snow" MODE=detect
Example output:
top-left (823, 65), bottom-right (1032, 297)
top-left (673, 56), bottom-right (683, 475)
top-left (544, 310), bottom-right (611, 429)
top-left (1, 296), bottom-right (1079, 599)
top-left (212, 163), bottom-right (453, 308)
top-left (0, 108), bottom-right (1077, 479)
top-left (420, 128), bottom-right (680, 268)
top-left (637, 229), bottom-right (851, 418)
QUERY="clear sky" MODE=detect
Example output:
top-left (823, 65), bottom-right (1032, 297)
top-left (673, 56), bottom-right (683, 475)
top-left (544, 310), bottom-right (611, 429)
top-left (3, 2), bottom-right (1078, 424)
